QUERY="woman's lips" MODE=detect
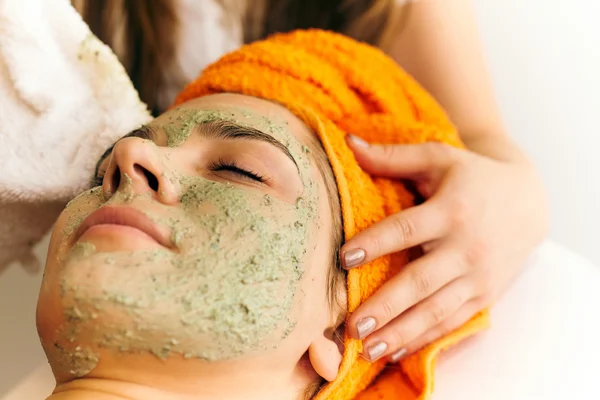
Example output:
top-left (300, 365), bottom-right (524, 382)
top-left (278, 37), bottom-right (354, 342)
top-left (74, 206), bottom-right (173, 249)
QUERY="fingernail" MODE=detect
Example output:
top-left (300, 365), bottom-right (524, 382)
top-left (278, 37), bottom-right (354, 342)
top-left (343, 248), bottom-right (365, 269)
top-left (366, 341), bottom-right (388, 361)
top-left (356, 317), bottom-right (376, 339)
top-left (347, 134), bottom-right (370, 148)
top-left (390, 348), bottom-right (407, 362)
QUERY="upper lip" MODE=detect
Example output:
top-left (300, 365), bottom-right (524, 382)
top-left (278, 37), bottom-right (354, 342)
top-left (74, 206), bottom-right (173, 249)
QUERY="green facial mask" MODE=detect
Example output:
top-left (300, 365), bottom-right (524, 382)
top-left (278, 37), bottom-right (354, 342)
top-left (46, 107), bottom-right (319, 376)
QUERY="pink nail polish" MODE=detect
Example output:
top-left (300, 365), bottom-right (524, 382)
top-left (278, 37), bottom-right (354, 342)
top-left (390, 348), bottom-right (407, 362)
top-left (367, 341), bottom-right (388, 361)
top-left (356, 317), bottom-right (376, 339)
top-left (343, 248), bottom-right (365, 269)
top-left (347, 134), bottom-right (370, 148)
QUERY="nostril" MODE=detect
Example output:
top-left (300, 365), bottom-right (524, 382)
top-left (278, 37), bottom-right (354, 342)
top-left (112, 167), bottom-right (121, 191)
top-left (145, 170), bottom-right (159, 192)
top-left (134, 164), bottom-right (159, 192)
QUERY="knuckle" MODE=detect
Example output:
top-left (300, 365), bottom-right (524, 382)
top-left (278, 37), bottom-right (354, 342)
top-left (367, 234), bottom-right (385, 261)
top-left (390, 216), bottom-right (417, 248)
top-left (449, 197), bottom-right (471, 230)
top-left (388, 326), bottom-right (406, 347)
top-left (409, 269), bottom-right (434, 298)
top-left (437, 318), bottom-right (459, 337)
top-left (380, 299), bottom-right (398, 323)
top-left (428, 303), bottom-right (451, 325)
top-left (463, 239), bottom-right (491, 270)
top-left (380, 145), bottom-right (399, 164)
top-left (451, 289), bottom-right (468, 308)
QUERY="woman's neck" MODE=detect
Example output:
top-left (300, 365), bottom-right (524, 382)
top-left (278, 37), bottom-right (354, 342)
top-left (45, 354), bottom-right (316, 400)
top-left (47, 377), bottom-right (300, 400)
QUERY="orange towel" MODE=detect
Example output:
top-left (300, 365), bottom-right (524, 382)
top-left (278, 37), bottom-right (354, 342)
top-left (173, 29), bottom-right (490, 400)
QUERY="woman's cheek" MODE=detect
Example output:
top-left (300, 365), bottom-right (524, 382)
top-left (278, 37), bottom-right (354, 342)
top-left (37, 189), bottom-right (106, 352)
top-left (38, 213), bottom-right (72, 335)
top-left (36, 256), bottom-right (68, 356)
top-left (61, 187), bottom-right (107, 237)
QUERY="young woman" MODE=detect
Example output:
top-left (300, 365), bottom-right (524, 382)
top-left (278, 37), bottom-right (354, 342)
top-left (70, 0), bottom-right (549, 361)
top-left (39, 92), bottom-right (347, 400)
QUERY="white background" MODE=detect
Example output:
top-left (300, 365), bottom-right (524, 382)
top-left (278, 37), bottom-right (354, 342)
top-left (473, 0), bottom-right (600, 265)
top-left (1, 0), bottom-right (599, 396)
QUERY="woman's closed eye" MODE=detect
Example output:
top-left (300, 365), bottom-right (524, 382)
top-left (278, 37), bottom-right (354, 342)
top-left (209, 159), bottom-right (268, 183)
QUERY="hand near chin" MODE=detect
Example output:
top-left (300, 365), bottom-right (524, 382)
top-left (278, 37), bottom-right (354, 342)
top-left (341, 136), bottom-right (548, 362)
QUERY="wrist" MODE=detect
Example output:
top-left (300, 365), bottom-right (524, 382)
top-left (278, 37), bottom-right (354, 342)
top-left (462, 131), bottom-right (531, 166)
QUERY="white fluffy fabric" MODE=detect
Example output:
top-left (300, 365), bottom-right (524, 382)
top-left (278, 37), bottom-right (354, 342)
top-left (0, 0), bottom-right (151, 273)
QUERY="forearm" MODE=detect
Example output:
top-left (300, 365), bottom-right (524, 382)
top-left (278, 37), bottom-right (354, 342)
top-left (383, 0), bottom-right (529, 165)
top-left (460, 127), bottom-right (531, 166)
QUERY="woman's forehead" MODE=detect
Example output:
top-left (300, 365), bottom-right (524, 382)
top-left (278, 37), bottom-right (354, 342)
top-left (155, 93), bottom-right (316, 145)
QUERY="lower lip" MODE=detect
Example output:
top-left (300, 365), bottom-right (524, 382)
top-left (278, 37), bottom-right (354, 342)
top-left (79, 224), bottom-right (160, 244)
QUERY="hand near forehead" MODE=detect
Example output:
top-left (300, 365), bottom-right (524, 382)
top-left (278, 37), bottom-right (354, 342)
top-left (341, 136), bottom-right (548, 362)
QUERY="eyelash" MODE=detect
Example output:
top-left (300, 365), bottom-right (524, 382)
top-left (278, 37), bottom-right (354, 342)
top-left (210, 159), bottom-right (266, 183)
top-left (91, 171), bottom-right (105, 188)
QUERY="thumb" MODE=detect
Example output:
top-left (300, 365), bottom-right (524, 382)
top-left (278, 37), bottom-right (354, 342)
top-left (346, 135), bottom-right (459, 178)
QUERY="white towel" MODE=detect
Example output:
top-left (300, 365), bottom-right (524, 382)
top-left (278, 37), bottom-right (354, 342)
top-left (0, 0), bottom-right (152, 273)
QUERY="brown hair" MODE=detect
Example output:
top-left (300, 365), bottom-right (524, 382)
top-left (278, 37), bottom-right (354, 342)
top-left (71, 0), bottom-right (393, 115)
top-left (259, 0), bottom-right (393, 44)
top-left (303, 128), bottom-right (346, 312)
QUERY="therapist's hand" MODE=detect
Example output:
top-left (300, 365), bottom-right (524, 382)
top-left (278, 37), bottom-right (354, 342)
top-left (342, 135), bottom-right (548, 362)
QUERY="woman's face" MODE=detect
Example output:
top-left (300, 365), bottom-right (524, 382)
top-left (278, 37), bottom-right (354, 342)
top-left (37, 93), bottom-right (339, 383)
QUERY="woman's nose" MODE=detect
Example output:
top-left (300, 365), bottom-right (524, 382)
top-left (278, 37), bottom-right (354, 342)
top-left (102, 137), bottom-right (178, 204)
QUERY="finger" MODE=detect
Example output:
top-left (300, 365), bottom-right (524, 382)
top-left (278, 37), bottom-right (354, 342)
top-left (388, 299), bottom-right (482, 362)
top-left (360, 278), bottom-right (474, 362)
top-left (347, 248), bottom-right (467, 340)
top-left (341, 201), bottom-right (447, 269)
top-left (346, 136), bottom-right (460, 178)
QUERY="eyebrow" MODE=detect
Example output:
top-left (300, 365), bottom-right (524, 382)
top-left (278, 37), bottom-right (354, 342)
top-left (198, 119), bottom-right (298, 169)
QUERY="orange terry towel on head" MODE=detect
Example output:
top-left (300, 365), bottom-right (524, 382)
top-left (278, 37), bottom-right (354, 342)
top-left (174, 29), bottom-right (490, 400)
